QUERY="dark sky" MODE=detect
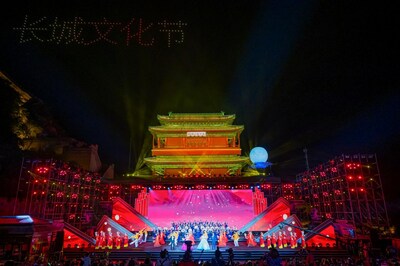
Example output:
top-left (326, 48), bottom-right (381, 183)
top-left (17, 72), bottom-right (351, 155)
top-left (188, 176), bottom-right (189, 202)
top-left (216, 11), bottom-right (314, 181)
top-left (1, 1), bottom-right (399, 202)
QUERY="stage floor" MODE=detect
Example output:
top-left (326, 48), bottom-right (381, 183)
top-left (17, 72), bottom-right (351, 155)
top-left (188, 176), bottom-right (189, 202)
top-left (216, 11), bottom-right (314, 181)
top-left (91, 241), bottom-right (277, 253)
top-left (64, 242), bottom-right (349, 262)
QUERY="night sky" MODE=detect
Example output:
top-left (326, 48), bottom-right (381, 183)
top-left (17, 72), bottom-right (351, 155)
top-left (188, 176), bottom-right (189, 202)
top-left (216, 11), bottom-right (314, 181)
top-left (1, 1), bottom-right (399, 210)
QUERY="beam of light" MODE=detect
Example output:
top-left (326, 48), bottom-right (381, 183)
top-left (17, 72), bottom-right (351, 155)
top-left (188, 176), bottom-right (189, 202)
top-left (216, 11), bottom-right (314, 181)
top-left (122, 82), bottom-right (154, 173)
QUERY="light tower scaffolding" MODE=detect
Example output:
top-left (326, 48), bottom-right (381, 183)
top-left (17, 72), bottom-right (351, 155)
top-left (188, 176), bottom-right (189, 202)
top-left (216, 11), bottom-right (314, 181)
top-left (296, 154), bottom-right (390, 234)
top-left (16, 158), bottom-right (106, 229)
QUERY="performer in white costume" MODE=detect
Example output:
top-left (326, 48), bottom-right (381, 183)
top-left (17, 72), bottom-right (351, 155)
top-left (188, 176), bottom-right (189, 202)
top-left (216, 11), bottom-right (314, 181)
top-left (197, 231), bottom-right (210, 250)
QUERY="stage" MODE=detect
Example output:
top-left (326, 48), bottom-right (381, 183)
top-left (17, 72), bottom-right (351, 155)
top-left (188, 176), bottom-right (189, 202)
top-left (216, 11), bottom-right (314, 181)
top-left (9, 113), bottom-right (389, 264)
top-left (63, 242), bottom-right (350, 262)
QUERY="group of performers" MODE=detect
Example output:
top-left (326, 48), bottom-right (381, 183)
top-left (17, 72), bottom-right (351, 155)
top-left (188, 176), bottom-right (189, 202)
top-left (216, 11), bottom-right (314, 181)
top-left (151, 228), bottom-right (222, 251)
top-left (244, 230), bottom-right (307, 249)
top-left (94, 228), bottom-right (148, 249)
top-left (170, 220), bottom-right (236, 234)
top-left (94, 226), bottom-right (307, 250)
top-left (150, 228), bottom-right (306, 250)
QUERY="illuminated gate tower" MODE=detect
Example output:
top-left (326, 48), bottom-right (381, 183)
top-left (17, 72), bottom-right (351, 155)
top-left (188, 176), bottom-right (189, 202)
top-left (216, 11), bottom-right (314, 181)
top-left (144, 112), bottom-right (249, 177)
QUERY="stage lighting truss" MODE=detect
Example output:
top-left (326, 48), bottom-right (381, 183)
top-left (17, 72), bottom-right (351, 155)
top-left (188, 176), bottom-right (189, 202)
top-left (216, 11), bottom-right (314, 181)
top-left (296, 154), bottom-right (390, 235)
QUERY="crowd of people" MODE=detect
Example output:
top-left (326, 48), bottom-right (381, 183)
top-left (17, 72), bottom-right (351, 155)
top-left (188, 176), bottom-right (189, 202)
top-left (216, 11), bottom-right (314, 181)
top-left (34, 246), bottom-right (400, 266)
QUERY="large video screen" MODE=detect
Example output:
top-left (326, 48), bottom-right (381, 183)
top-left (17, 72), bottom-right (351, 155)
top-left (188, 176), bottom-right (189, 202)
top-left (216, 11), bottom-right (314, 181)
top-left (148, 189), bottom-right (254, 228)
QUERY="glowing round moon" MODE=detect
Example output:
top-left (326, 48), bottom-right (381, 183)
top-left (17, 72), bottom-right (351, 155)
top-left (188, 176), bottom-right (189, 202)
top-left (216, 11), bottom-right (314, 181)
top-left (250, 147), bottom-right (268, 164)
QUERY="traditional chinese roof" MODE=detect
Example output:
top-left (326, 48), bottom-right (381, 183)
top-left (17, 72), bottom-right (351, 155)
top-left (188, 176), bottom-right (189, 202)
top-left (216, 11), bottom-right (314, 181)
top-left (157, 112), bottom-right (237, 126)
top-left (150, 112), bottom-right (244, 136)
top-left (149, 125), bottom-right (244, 136)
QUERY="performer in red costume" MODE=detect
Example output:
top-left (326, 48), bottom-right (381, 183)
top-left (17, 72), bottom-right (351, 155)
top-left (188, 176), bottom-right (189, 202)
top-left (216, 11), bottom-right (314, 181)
top-left (290, 232), bottom-right (296, 249)
top-left (259, 232), bottom-right (265, 248)
top-left (154, 232), bottom-right (162, 247)
top-left (218, 230), bottom-right (227, 247)
top-left (107, 231), bottom-right (113, 249)
top-left (245, 231), bottom-right (257, 247)
top-left (278, 231), bottom-right (283, 249)
top-left (271, 233), bottom-right (277, 248)
top-left (123, 233), bottom-right (129, 248)
top-left (266, 233), bottom-right (272, 249)
top-left (100, 231), bottom-right (106, 249)
top-left (159, 230), bottom-right (166, 245)
top-left (94, 231), bottom-right (100, 249)
top-left (115, 232), bottom-right (121, 249)
top-left (283, 231), bottom-right (288, 248)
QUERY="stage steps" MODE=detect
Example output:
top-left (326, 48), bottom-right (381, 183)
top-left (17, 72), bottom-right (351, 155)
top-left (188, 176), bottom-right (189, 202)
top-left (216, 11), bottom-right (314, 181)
top-left (63, 248), bottom-right (350, 262)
